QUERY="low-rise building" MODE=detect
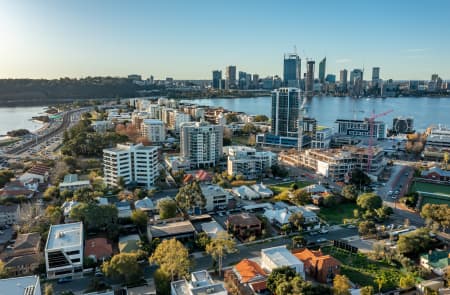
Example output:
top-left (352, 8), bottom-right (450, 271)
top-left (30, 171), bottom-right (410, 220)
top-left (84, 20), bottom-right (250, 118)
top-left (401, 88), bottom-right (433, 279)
top-left (2, 233), bottom-right (41, 276)
top-left (232, 185), bottom-right (260, 200)
top-left (200, 221), bottom-right (225, 239)
top-left (250, 183), bottom-right (273, 198)
top-left (84, 238), bottom-right (113, 262)
top-left (201, 185), bottom-right (234, 212)
top-left (226, 213), bottom-right (262, 240)
top-left (135, 197), bottom-right (156, 212)
top-left (147, 220), bottom-right (196, 242)
top-left (59, 174), bottom-right (90, 191)
top-left (420, 250), bottom-right (450, 276)
top-left (0, 275), bottom-right (41, 295)
top-left (421, 167), bottom-right (450, 182)
top-left (226, 146), bottom-right (277, 179)
top-left (19, 165), bottom-right (50, 183)
top-left (0, 181), bottom-right (35, 200)
top-left (61, 200), bottom-right (80, 218)
top-left (311, 127), bottom-right (332, 149)
top-left (225, 258), bottom-right (268, 295)
top-left (45, 222), bottom-right (84, 279)
top-left (0, 204), bottom-right (19, 227)
top-left (118, 234), bottom-right (141, 253)
top-left (292, 248), bottom-right (341, 283)
top-left (171, 270), bottom-right (227, 295)
top-left (261, 246), bottom-right (305, 278)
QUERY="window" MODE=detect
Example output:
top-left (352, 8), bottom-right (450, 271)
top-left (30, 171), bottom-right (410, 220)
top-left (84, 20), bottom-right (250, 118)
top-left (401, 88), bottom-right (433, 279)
top-left (66, 250), bottom-right (79, 256)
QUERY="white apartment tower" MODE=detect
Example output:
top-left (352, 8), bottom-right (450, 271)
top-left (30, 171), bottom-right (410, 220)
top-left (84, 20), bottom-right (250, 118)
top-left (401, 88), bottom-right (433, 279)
top-left (180, 122), bottom-right (223, 168)
top-left (103, 143), bottom-right (159, 188)
top-left (141, 119), bottom-right (166, 143)
top-left (227, 146), bottom-right (277, 179)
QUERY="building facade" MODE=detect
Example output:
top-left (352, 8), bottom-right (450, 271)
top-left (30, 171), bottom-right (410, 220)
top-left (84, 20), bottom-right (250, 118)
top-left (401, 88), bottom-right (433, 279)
top-left (335, 118), bottom-right (386, 139)
top-left (283, 53), bottom-right (301, 87)
top-left (140, 119), bottom-right (166, 143)
top-left (271, 88), bottom-right (300, 138)
top-left (103, 143), bottom-right (160, 188)
top-left (226, 146), bottom-right (277, 179)
top-left (180, 122), bottom-right (223, 168)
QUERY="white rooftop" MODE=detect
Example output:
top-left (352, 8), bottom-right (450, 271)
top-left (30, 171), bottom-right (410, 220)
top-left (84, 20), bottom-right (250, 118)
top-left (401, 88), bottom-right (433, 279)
top-left (262, 246), bottom-right (301, 267)
top-left (46, 222), bottom-right (83, 250)
top-left (0, 275), bottom-right (40, 295)
top-left (201, 221), bottom-right (225, 238)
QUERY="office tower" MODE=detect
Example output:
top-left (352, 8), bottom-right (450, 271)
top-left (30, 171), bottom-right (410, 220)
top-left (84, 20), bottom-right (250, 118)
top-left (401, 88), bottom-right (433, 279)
top-left (225, 66), bottom-right (237, 89)
top-left (325, 74), bottom-right (336, 83)
top-left (180, 121), bottom-right (223, 168)
top-left (340, 69), bottom-right (348, 87)
top-left (318, 57), bottom-right (326, 83)
top-left (103, 143), bottom-right (160, 188)
top-left (350, 69), bottom-right (363, 86)
top-left (372, 67), bottom-right (380, 82)
top-left (238, 71), bottom-right (250, 89)
top-left (283, 53), bottom-right (301, 87)
top-left (212, 70), bottom-right (222, 89)
top-left (305, 61), bottom-right (315, 96)
top-left (271, 87), bottom-right (300, 137)
top-left (252, 74), bottom-right (260, 89)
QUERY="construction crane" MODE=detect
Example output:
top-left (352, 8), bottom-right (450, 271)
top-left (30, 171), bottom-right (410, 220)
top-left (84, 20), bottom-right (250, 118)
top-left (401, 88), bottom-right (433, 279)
top-left (367, 109), bottom-right (394, 173)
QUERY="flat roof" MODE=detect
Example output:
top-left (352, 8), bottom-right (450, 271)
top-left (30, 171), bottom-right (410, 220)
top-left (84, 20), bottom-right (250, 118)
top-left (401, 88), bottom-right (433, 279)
top-left (46, 222), bottom-right (83, 250)
top-left (262, 246), bottom-right (301, 267)
top-left (149, 220), bottom-right (195, 238)
top-left (0, 275), bottom-right (39, 295)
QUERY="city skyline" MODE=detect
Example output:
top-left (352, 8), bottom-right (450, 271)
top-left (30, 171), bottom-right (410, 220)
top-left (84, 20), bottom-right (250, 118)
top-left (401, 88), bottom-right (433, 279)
top-left (1, 1), bottom-right (450, 80)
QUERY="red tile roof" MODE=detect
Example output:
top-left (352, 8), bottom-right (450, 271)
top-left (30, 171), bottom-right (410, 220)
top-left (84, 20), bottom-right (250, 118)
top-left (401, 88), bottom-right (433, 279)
top-left (293, 248), bottom-right (341, 271)
top-left (234, 259), bottom-right (267, 283)
top-left (84, 238), bottom-right (113, 259)
top-left (26, 165), bottom-right (50, 176)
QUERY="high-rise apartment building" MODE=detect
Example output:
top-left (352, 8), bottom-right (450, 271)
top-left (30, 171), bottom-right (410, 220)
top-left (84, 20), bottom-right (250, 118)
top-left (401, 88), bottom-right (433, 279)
top-left (226, 146), bottom-right (277, 179)
top-left (140, 119), bottom-right (166, 143)
top-left (212, 70), bottom-right (222, 89)
top-left (225, 66), bottom-right (237, 89)
top-left (103, 143), bottom-right (160, 188)
top-left (318, 57), bottom-right (326, 83)
top-left (372, 67), bottom-right (380, 82)
top-left (340, 69), bottom-right (348, 91)
top-left (283, 53), bottom-right (301, 87)
top-left (180, 121), bottom-right (223, 168)
top-left (305, 61), bottom-right (315, 96)
top-left (271, 88), bottom-right (300, 137)
top-left (252, 74), bottom-right (259, 88)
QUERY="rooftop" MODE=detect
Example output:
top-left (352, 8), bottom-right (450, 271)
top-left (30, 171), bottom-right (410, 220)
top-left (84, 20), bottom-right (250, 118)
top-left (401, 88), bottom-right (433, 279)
top-left (85, 237), bottom-right (113, 259)
top-left (46, 222), bottom-right (83, 250)
top-left (261, 246), bottom-right (301, 267)
top-left (13, 232), bottom-right (40, 251)
top-left (149, 220), bottom-right (195, 239)
top-left (0, 275), bottom-right (40, 295)
top-left (234, 258), bottom-right (267, 283)
top-left (227, 213), bottom-right (262, 226)
top-left (26, 165), bottom-right (50, 176)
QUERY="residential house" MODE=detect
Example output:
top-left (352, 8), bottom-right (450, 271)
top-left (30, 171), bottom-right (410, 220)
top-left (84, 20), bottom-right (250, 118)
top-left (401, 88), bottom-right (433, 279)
top-left (226, 213), bottom-right (262, 240)
top-left (250, 183), bottom-right (273, 198)
top-left (201, 185), bottom-right (234, 212)
top-left (61, 200), bottom-right (80, 217)
top-left (171, 270), bottom-right (227, 295)
top-left (118, 234), bottom-right (141, 253)
top-left (84, 238), bottom-right (113, 262)
top-left (293, 248), bottom-right (341, 283)
top-left (421, 167), bottom-right (450, 182)
top-left (147, 220), bottom-right (196, 242)
top-left (420, 250), bottom-right (450, 276)
top-left (226, 258), bottom-right (268, 294)
top-left (261, 246), bottom-right (305, 278)
top-left (0, 275), bottom-right (41, 295)
top-left (59, 174), bottom-right (90, 191)
top-left (134, 197), bottom-right (156, 212)
top-left (2, 233), bottom-right (41, 276)
top-left (116, 201), bottom-right (132, 219)
top-left (45, 222), bottom-right (84, 279)
top-left (0, 204), bottom-right (19, 227)
top-left (201, 221), bottom-right (225, 239)
top-left (232, 185), bottom-right (260, 200)
top-left (19, 165), bottom-right (50, 183)
top-left (0, 181), bottom-right (35, 200)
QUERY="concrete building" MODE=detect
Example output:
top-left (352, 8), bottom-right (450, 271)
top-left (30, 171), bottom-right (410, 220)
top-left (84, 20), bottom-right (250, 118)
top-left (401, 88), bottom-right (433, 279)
top-left (45, 222), bottom-right (83, 279)
top-left (103, 143), bottom-right (160, 189)
top-left (201, 185), bottom-right (234, 211)
top-left (261, 246), bottom-right (305, 278)
top-left (271, 87), bottom-right (300, 138)
top-left (283, 53), bottom-right (301, 87)
top-left (59, 174), bottom-right (90, 191)
top-left (180, 122), bottom-right (223, 168)
top-left (335, 118), bottom-right (386, 139)
top-left (226, 146), bottom-right (277, 179)
top-left (0, 275), bottom-right (41, 295)
top-left (226, 65), bottom-right (237, 89)
top-left (305, 61), bottom-right (315, 96)
top-left (212, 70), bottom-right (222, 89)
top-left (340, 69), bottom-right (348, 92)
top-left (372, 67), bottom-right (380, 82)
top-left (392, 117), bottom-right (414, 134)
top-left (0, 204), bottom-right (19, 227)
top-left (311, 127), bottom-right (332, 149)
top-left (171, 270), bottom-right (227, 295)
top-left (140, 119), bottom-right (166, 143)
top-left (318, 57), bottom-right (326, 84)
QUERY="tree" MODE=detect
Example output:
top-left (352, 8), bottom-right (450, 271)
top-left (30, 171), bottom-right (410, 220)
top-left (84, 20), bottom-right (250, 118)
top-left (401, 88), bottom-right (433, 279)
top-left (157, 198), bottom-right (178, 219)
top-left (102, 253), bottom-right (142, 284)
top-left (195, 232), bottom-right (211, 250)
top-left (397, 228), bottom-right (432, 257)
top-left (44, 283), bottom-right (54, 295)
top-left (374, 273), bottom-right (387, 294)
top-left (289, 212), bottom-right (304, 231)
top-left (43, 186), bottom-right (59, 201)
top-left (175, 181), bottom-right (206, 213)
top-left (45, 205), bottom-right (62, 225)
top-left (225, 113), bottom-right (239, 124)
top-left (70, 203), bottom-right (119, 239)
top-left (444, 152), bottom-right (449, 170)
top-left (267, 266), bottom-right (297, 293)
top-left (358, 220), bottom-right (377, 236)
top-left (242, 123), bottom-right (257, 134)
top-left (254, 114), bottom-right (269, 122)
top-left (154, 268), bottom-right (171, 295)
top-left (131, 210), bottom-right (148, 230)
top-left (150, 239), bottom-right (190, 281)
top-left (0, 170), bottom-right (14, 188)
top-left (333, 275), bottom-right (351, 295)
top-left (342, 184), bottom-right (358, 201)
top-left (0, 260), bottom-right (7, 278)
top-left (360, 286), bottom-right (374, 295)
top-left (399, 272), bottom-right (416, 289)
top-left (375, 206), bottom-right (394, 220)
top-left (357, 193), bottom-right (382, 212)
top-left (421, 204), bottom-right (450, 231)
top-left (349, 168), bottom-right (371, 187)
top-left (291, 189), bottom-right (312, 205)
top-left (206, 232), bottom-right (236, 275)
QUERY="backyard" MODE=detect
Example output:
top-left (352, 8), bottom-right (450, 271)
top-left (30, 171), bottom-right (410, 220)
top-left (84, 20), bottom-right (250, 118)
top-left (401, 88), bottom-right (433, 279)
top-left (268, 181), bottom-right (312, 195)
top-left (322, 246), bottom-right (409, 291)
top-left (318, 203), bottom-right (358, 225)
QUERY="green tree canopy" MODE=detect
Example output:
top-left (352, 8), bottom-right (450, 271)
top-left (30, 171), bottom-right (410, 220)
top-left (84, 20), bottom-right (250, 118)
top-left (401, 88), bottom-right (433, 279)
top-left (357, 193), bottom-right (382, 212)
top-left (421, 203), bottom-right (450, 231)
top-left (102, 253), bottom-right (142, 284)
top-left (150, 239), bottom-right (190, 281)
top-left (397, 228), bottom-right (433, 257)
top-left (69, 203), bottom-right (119, 239)
top-left (342, 184), bottom-right (358, 201)
top-left (205, 231), bottom-right (236, 275)
top-left (175, 181), bottom-right (206, 213)
top-left (333, 274), bottom-right (351, 295)
top-left (131, 210), bottom-right (148, 230)
top-left (157, 198), bottom-right (178, 219)
top-left (267, 266), bottom-right (297, 293)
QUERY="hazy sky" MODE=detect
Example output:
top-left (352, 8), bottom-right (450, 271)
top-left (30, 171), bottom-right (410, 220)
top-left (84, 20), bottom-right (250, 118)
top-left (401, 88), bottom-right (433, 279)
top-left (1, 0), bottom-right (449, 80)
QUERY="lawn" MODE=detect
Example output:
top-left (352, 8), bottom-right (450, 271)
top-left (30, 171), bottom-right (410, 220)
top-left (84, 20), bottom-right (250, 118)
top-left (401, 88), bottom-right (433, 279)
top-left (322, 246), bottom-right (405, 291)
top-left (318, 203), bottom-right (358, 225)
top-left (411, 181), bottom-right (450, 195)
top-left (268, 181), bottom-right (312, 195)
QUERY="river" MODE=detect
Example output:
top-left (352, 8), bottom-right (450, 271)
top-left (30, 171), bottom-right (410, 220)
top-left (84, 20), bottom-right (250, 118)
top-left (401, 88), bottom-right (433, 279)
top-left (183, 96), bottom-right (450, 131)
top-left (0, 106), bottom-right (46, 137)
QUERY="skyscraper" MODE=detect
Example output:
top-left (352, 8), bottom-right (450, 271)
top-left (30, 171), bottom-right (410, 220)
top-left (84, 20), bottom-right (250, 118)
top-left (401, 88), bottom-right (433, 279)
top-left (283, 53), bottom-right (301, 87)
top-left (252, 74), bottom-right (259, 89)
top-left (340, 69), bottom-right (348, 92)
top-left (271, 87), bottom-right (300, 137)
top-left (212, 70), bottom-right (222, 89)
top-left (225, 66), bottom-right (237, 89)
top-left (350, 69), bottom-right (363, 86)
top-left (318, 57), bottom-right (326, 83)
top-left (305, 60), bottom-right (315, 96)
top-left (372, 67), bottom-right (380, 82)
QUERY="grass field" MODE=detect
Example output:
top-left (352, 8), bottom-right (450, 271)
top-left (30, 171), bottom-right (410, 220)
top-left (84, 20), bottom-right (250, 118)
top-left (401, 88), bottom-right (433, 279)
top-left (411, 181), bottom-right (450, 195)
top-left (268, 181), bottom-right (312, 195)
top-left (318, 203), bottom-right (358, 225)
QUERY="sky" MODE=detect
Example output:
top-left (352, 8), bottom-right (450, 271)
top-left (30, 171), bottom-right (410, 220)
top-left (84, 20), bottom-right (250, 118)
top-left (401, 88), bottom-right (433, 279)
top-left (1, 0), bottom-right (450, 80)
